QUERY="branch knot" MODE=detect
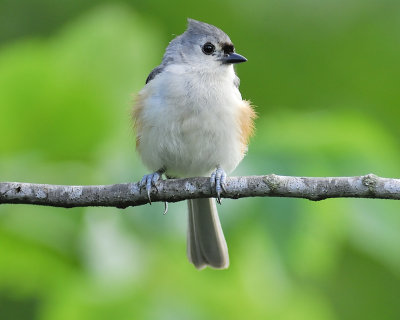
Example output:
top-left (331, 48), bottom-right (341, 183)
top-left (362, 173), bottom-right (378, 194)
top-left (264, 174), bottom-right (280, 193)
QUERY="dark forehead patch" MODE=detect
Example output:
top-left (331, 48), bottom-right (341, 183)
top-left (221, 43), bottom-right (234, 54)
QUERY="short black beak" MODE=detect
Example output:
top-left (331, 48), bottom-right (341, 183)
top-left (222, 52), bottom-right (247, 64)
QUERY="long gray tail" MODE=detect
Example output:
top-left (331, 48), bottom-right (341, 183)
top-left (187, 198), bottom-right (229, 270)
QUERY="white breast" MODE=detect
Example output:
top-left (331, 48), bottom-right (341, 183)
top-left (137, 64), bottom-right (244, 178)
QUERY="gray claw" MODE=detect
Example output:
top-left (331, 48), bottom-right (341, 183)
top-left (221, 173), bottom-right (227, 193)
top-left (210, 171), bottom-right (216, 188)
top-left (139, 176), bottom-right (147, 191)
top-left (163, 201), bottom-right (169, 215)
top-left (210, 167), bottom-right (227, 205)
top-left (140, 170), bottom-right (163, 204)
top-left (147, 188), bottom-right (152, 204)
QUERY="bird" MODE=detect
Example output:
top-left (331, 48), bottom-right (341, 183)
top-left (132, 19), bottom-right (256, 270)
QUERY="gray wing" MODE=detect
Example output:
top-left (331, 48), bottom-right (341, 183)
top-left (145, 65), bottom-right (164, 84)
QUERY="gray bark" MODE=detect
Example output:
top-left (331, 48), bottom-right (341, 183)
top-left (1, 174), bottom-right (400, 208)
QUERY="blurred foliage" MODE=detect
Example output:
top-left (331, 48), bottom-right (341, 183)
top-left (1, 0), bottom-right (400, 319)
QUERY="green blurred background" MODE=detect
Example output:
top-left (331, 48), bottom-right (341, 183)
top-left (1, 0), bottom-right (400, 319)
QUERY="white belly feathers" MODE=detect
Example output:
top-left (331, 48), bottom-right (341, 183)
top-left (136, 65), bottom-right (244, 178)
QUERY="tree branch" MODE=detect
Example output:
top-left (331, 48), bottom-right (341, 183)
top-left (1, 174), bottom-right (400, 208)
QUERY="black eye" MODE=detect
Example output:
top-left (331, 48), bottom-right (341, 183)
top-left (202, 42), bottom-right (215, 55)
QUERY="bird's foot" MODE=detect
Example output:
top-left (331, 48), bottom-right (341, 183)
top-left (139, 168), bottom-right (165, 204)
top-left (210, 166), bottom-right (227, 204)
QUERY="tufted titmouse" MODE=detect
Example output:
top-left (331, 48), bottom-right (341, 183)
top-left (133, 19), bottom-right (256, 269)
